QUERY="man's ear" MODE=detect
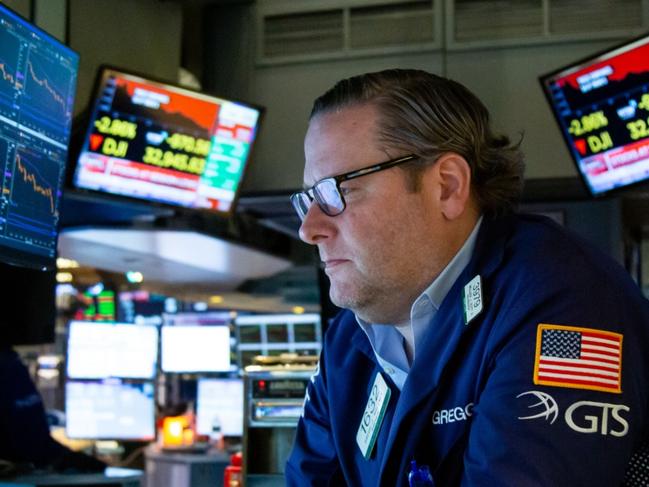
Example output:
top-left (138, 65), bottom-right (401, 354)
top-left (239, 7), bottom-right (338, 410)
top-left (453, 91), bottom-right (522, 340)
top-left (434, 153), bottom-right (472, 220)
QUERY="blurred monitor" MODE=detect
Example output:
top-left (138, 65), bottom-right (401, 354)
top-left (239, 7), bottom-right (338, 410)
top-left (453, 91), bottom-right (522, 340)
top-left (0, 3), bottom-right (79, 270)
top-left (66, 321), bottom-right (158, 379)
top-left (71, 66), bottom-right (263, 215)
top-left (234, 313), bottom-right (322, 368)
top-left (196, 377), bottom-right (244, 437)
top-left (163, 311), bottom-right (231, 327)
top-left (160, 324), bottom-right (231, 373)
top-left (540, 33), bottom-right (649, 196)
top-left (81, 288), bottom-right (116, 321)
top-left (118, 290), bottom-right (172, 324)
top-left (65, 380), bottom-right (155, 441)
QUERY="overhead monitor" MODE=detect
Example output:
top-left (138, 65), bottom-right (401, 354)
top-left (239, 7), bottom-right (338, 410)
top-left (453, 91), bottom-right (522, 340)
top-left (0, 3), bottom-right (79, 269)
top-left (65, 380), bottom-right (155, 441)
top-left (160, 324), bottom-right (231, 373)
top-left (66, 321), bottom-right (159, 379)
top-left (196, 377), bottom-right (244, 437)
top-left (71, 66), bottom-right (263, 215)
top-left (540, 33), bottom-right (649, 196)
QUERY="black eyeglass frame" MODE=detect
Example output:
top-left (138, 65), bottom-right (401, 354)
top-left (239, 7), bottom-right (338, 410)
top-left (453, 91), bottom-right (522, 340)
top-left (291, 154), bottom-right (419, 220)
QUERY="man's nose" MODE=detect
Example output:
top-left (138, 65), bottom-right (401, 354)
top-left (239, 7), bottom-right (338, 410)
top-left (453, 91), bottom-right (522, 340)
top-left (298, 202), bottom-right (334, 244)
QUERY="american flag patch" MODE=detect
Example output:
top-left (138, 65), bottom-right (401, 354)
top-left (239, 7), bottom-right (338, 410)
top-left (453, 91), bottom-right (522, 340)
top-left (534, 324), bottom-right (623, 394)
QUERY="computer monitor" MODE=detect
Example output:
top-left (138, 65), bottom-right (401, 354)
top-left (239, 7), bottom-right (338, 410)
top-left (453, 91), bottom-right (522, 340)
top-left (0, 3), bottom-right (79, 270)
top-left (234, 313), bottom-right (322, 368)
top-left (160, 324), bottom-right (231, 373)
top-left (118, 290), bottom-right (171, 324)
top-left (65, 380), bottom-right (155, 441)
top-left (540, 33), bottom-right (649, 196)
top-left (71, 66), bottom-right (263, 215)
top-left (196, 377), bottom-right (244, 437)
top-left (66, 321), bottom-right (159, 379)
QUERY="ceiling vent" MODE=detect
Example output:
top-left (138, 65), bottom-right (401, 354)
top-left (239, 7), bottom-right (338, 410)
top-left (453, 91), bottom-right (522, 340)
top-left (449, 0), bottom-right (646, 47)
top-left (258, 0), bottom-right (439, 64)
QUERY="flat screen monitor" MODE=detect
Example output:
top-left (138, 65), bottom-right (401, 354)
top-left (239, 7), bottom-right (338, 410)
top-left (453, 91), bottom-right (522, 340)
top-left (540, 33), bottom-right (649, 196)
top-left (234, 313), bottom-right (322, 368)
top-left (71, 66), bottom-right (263, 215)
top-left (65, 380), bottom-right (155, 441)
top-left (66, 321), bottom-right (159, 379)
top-left (160, 325), bottom-right (231, 373)
top-left (196, 378), bottom-right (244, 437)
top-left (0, 4), bottom-right (79, 269)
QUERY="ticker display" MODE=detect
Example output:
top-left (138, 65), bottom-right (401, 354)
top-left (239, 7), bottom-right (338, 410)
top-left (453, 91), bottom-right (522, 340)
top-left (73, 68), bottom-right (262, 214)
top-left (541, 34), bottom-right (649, 196)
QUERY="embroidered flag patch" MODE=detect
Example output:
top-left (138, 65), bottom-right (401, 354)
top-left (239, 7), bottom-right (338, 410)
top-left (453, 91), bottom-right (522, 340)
top-left (533, 324), bottom-right (623, 394)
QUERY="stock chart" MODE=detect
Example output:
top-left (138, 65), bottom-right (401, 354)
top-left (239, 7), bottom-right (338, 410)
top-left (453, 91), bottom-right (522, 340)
top-left (0, 6), bottom-right (78, 269)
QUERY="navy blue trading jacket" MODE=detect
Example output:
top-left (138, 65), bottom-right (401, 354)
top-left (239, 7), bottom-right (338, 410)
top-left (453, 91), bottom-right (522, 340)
top-left (286, 213), bottom-right (649, 486)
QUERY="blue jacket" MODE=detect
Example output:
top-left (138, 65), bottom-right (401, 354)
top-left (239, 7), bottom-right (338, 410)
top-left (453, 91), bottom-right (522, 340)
top-left (286, 214), bottom-right (649, 486)
top-left (0, 348), bottom-right (106, 472)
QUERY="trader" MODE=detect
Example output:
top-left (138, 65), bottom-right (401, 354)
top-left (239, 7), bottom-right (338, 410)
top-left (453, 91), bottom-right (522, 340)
top-left (0, 346), bottom-right (107, 473)
top-left (285, 69), bottom-right (649, 486)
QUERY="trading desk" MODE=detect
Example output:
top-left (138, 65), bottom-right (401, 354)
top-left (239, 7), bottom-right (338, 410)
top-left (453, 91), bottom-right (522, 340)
top-left (0, 468), bottom-right (143, 487)
top-left (144, 448), bottom-right (229, 487)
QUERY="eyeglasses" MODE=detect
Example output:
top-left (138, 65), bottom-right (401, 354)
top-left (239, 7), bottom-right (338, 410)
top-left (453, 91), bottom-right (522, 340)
top-left (290, 154), bottom-right (418, 221)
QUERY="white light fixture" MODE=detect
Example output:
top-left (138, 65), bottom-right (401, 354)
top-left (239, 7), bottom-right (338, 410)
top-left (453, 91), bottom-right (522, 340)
top-left (193, 301), bottom-right (208, 311)
top-left (87, 282), bottom-right (104, 296)
top-left (57, 257), bottom-right (79, 269)
top-left (126, 271), bottom-right (144, 283)
top-left (56, 272), bottom-right (73, 283)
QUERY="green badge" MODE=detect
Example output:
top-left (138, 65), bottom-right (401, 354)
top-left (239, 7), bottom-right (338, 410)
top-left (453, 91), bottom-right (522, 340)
top-left (356, 372), bottom-right (391, 459)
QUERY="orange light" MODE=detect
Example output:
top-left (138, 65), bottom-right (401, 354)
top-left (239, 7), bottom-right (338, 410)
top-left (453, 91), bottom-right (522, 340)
top-left (162, 416), bottom-right (194, 447)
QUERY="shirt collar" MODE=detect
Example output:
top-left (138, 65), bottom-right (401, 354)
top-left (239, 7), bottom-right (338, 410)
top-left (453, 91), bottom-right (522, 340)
top-left (357, 216), bottom-right (483, 340)
top-left (420, 215), bottom-right (483, 311)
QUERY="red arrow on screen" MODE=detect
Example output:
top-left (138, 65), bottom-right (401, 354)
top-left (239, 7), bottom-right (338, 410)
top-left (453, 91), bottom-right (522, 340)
top-left (574, 139), bottom-right (587, 156)
top-left (90, 134), bottom-right (104, 151)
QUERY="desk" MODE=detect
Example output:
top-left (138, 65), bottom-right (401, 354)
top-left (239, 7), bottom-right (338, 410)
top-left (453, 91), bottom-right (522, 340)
top-left (246, 474), bottom-right (284, 486)
top-left (0, 470), bottom-right (142, 486)
top-left (145, 448), bottom-right (229, 487)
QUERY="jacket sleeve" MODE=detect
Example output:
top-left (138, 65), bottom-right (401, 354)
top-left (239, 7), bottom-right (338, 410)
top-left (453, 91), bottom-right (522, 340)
top-left (459, 279), bottom-right (649, 487)
top-left (285, 344), bottom-right (345, 486)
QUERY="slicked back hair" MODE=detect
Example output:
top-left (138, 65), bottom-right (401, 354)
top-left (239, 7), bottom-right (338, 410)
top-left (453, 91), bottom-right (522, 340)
top-left (310, 69), bottom-right (525, 216)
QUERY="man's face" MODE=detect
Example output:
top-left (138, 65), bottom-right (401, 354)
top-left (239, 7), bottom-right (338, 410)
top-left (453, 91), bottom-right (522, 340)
top-left (299, 103), bottom-right (450, 324)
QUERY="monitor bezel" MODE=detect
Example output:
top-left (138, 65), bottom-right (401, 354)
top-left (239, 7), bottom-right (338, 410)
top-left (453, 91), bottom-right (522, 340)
top-left (539, 31), bottom-right (649, 198)
top-left (68, 64), bottom-right (265, 219)
top-left (0, 2), bottom-right (80, 270)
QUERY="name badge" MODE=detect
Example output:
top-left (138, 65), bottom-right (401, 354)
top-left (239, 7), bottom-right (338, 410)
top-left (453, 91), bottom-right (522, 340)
top-left (356, 372), bottom-right (391, 459)
top-left (462, 274), bottom-right (483, 325)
